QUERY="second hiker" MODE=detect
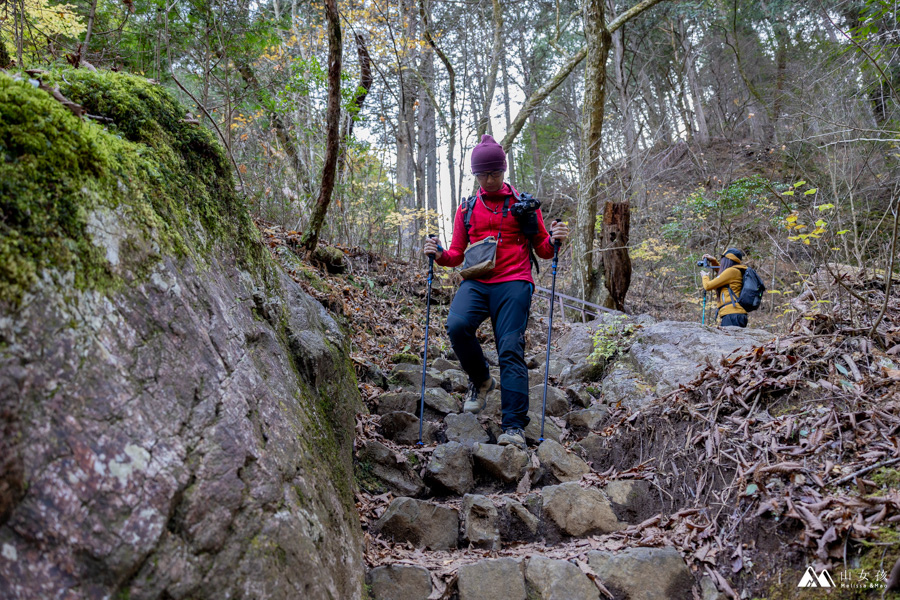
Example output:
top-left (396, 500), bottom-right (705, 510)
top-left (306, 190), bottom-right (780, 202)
top-left (423, 134), bottom-right (568, 450)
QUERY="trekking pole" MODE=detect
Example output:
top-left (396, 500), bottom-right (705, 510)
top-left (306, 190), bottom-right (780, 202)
top-left (540, 228), bottom-right (562, 442)
top-left (701, 291), bottom-right (707, 325)
top-left (418, 235), bottom-right (437, 445)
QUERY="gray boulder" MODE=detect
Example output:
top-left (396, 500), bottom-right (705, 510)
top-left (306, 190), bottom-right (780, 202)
top-left (444, 412), bottom-right (490, 446)
top-left (524, 411), bottom-right (563, 444)
top-left (376, 391), bottom-right (418, 415)
top-left (368, 565), bottom-right (432, 600)
top-left (559, 359), bottom-right (605, 385)
top-left (372, 497), bottom-right (458, 550)
top-left (472, 443), bottom-right (529, 483)
top-left (431, 357), bottom-right (460, 372)
top-left (614, 320), bottom-right (774, 402)
top-left (565, 407), bottom-right (609, 434)
top-left (539, 358), bottom-right (573, 380)
top-left (528, 385), bottom-right (570, 417)
top-left (458, 558), bottom-right (526, 600)
top-left (499, 498), bottom-right (540, 541)
top-left (525, 556), bottom-right (600, 600)
top-left (443, 368), bottom-right (469, 393)
top-left (484, 389), bottom-right (502, 419)
top-left (421, 387), bottom-right (459, 415)
top-left (565, 383), bottom-right (595, 408)
top-left (461, 494), bottom-right (500, 550)
top-left (0, 76), bottom-right (367, 598)
top-left (604, 479), bottom-right (654, 524)
top-left (379, 411), bottom-right (437, 445)
top-left (542, 482), bottom-right (621, 536)
top-left (587, 547), bottom-right (693, 600)
top-left (601, 361), bottom-right (653, 409)
top-left (536, 439), bottom-right (591, 482)
top-left (483, 348), bottom-right (500, 366)
top-left (356, 440), bottom-right (425, 497)
top-left (390, 363), bottom-right (443, 391)
top-left (425, 442), bottom-right (474, 495)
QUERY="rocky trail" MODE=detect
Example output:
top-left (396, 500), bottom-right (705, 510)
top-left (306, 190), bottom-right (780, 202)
top-left (354, 318), bottom-right (776, 600)
top-left (264, 228), bottom-right (900, 600)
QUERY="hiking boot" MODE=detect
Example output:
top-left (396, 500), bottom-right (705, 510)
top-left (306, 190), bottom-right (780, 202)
top-left (497, 428), bottom-right (527, 450)
top-left (463, 377), bottom-right (495, 414)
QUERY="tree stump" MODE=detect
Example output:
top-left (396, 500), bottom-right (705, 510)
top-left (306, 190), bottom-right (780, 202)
top-left (601, 201), bottom-right (631, 312)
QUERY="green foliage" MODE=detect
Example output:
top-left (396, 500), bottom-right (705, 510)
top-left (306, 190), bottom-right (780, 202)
top-left (587, 315), bottom-right (640, 365)
top-left (662, 175), bottom-right (785, 247)
top-left (2, 0), bottom-right (86, 67)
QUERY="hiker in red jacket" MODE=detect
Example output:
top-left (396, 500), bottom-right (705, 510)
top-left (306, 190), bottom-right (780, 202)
top-left (423, 134), bottom-right (569, 450)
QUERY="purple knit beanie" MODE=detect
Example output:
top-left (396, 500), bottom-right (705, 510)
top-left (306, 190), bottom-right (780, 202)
top-left (470, 134), bottom-right (507, 173)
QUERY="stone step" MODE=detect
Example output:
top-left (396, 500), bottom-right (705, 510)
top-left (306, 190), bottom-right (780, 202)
top-left (369, 478), bottom-right (653, 551)
top-left (374, 381), bottom-right (609, 448)
top-left (361, 437), bottom-right (603, 498)
top-left (367, 546), bottom-right (700, 600)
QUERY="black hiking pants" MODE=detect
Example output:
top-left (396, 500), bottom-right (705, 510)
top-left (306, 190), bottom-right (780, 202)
top-left (446, 280), bottom-right (532, 431)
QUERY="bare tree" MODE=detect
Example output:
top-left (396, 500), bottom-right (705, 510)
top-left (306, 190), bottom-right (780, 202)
top-left (300, 0), bottom-right (342, 253)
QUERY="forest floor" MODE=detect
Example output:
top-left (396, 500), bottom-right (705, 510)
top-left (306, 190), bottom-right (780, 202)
top-left (261, 222), bottom-right (900, 599)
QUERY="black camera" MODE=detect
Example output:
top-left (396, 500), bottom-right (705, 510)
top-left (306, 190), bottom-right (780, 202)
top-left (697, 258), bottom-right (711, 268)
top-left (511, 193), bottom-right (541, 218)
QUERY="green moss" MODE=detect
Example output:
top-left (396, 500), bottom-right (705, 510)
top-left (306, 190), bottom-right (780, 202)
top-left (0, 69), bottom-right (266, 305)
top-left (390, 353), bottom-right (420, 365)
top-left (354, 459), bottom-right (387, 494)
top-left (871, 467), bottom-right (900, 489)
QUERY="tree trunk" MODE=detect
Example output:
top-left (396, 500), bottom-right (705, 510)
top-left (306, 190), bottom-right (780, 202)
top-left (609, 3), bottom-right (642, 205)
top-left (417, 43), bottom-right (437, 235)
top-left (574, 0), bottom-right (666, 307)
top-left (680, 21), bottom-right (709, 144)
top-left (574, 0), bottom-right (612, 305)
top-left (397, 0), bottom-right (418, 256)
top-left (501, 50), bottom-right (515, 185)
top-left (601, 201), bottom-right (631, 311)
top-left (300, 0), bottom-right (342, 253)
top-left (771, 20), bottom-right (789, 144)
top-left (476, 0), bottom-right (504, 139)
top-left (338, 33), bottom-right (372, 176)
top-left (419, 0), bottom-right (457, 214)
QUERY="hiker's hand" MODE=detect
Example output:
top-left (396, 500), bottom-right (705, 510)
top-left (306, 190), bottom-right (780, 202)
top-left (550, 220), bottom-right (569, 244)
top-left (703, 254), bottom-right (716, 261)
top-left (424, 237), bottom-right (443, 260)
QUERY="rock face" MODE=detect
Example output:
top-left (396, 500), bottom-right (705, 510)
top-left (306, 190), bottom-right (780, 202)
top-left (472, 443), bottom-right (529, 483)
top-left (608, 320), bottom-right (773, 407)
top-left (0, 72), bottom-right (364, 598)
top-left (461, 494), bottom-right (500, 549)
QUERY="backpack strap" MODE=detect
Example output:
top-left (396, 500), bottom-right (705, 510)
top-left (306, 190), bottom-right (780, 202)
top-left (506, 184), bottom-right (542, 273)
top-left (462, 195), bottom-right (477, 241)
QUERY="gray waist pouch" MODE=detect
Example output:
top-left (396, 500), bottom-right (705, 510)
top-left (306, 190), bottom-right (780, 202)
top-left (460, 236), bottom-right (498, 279)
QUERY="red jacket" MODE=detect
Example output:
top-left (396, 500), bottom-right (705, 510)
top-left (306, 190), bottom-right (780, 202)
top-left (436, 183), bottom-right (556, 285)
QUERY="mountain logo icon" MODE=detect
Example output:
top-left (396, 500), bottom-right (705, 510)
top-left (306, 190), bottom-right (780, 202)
top-left (798, 566), bottom-right (836, 588)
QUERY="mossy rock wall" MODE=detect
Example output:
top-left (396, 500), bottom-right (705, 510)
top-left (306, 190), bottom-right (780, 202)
top-left (0, 70), bottom-right (364, 598)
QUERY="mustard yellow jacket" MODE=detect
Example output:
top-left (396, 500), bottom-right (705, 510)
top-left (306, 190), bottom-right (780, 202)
top-left (702, 264), bottom-right (748, 317)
